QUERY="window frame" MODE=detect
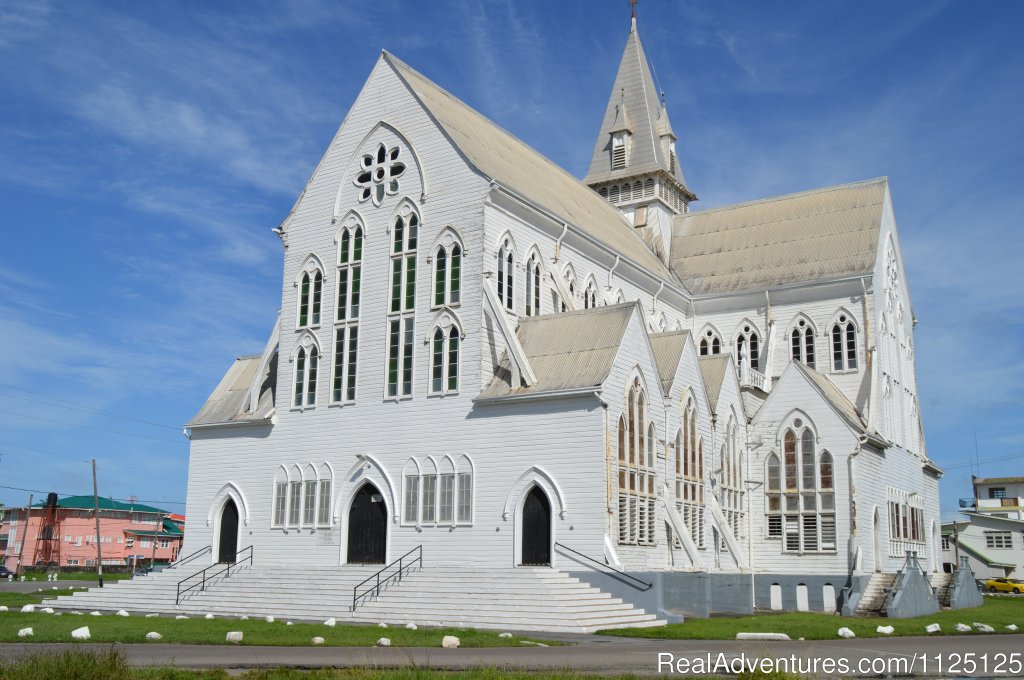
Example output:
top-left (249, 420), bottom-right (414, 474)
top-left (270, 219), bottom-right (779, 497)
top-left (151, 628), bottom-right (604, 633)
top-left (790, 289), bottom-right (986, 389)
top-left (291, 333), bottom-right (321, 410)
top-left (386, 201), bottom-right (419, 400)
top-left (830, 311), bottom-right (859, 373)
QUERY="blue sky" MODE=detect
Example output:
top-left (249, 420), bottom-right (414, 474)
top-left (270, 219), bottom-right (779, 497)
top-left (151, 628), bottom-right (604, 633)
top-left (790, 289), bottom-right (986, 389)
top-left (0, 0), bottom-right (1021, 518)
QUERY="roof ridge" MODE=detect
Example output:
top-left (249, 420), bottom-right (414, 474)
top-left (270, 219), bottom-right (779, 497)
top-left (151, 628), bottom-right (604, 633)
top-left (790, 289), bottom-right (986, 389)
top-left (518, 300), bottom-right (640, 323)
top-left (679, 177), bottom-right (888, 220)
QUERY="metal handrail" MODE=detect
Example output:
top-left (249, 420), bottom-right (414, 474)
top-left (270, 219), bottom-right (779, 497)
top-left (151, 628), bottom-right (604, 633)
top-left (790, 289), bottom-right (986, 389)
top-left (167, 545), bottom-right (211, 570)
top-left (352, 545), bottom-right (422, 611)
top-left (554, 542), bottom-right (652, 591)
top-left (175, 546), bottom-right (253, 605)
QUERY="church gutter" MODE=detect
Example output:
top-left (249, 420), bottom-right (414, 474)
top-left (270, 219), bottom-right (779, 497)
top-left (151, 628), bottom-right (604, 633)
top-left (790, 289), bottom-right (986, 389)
top-left (474, 388), bottom-right (605, 405)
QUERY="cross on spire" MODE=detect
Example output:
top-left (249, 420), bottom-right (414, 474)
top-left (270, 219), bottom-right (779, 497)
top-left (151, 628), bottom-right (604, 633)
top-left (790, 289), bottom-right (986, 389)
top-left (629, 0), bottom-right (638, 19)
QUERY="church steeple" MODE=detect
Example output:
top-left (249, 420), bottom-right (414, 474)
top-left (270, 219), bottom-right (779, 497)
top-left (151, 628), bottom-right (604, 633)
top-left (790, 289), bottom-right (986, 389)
top-left (584, 15), bottom-right (695, 213)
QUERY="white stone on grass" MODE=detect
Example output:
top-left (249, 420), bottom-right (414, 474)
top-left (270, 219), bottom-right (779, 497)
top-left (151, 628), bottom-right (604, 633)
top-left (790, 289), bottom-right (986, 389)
top-left (974, 623), bottom-right (994, 633)
top-left (145, 613), bottom-right (159, 618)
top-left (17, 628), bottom-right (33, 638)
top-left (205, 613), bottom-right (214, 620)
top-left (176, 615), bottom-right (189, 620)
top-left (265, 615), bottom-right (275, 623)
top-left (89, 611), bottom-right (101, 617)
top-left (955, 623), bottom-right (971, 632)
top-left (324, 618), bottom-right (336, 627)
top-left (40, 607), bottom-right (54, 614)
top-left (115, 610), bottom-right (129, 617)
top-left (71, 626), bottom-right (91, 640)
top-left (286, 621), bottom-right (293, 626)
top-left (376, 637), bottom-right (392, 647)
top-left (312, 636), bottom-right (325, 645)
top-left (146, 632), bottom-right (162, 641)
top-left (837, 627), bottom-right (856, 638)
top-left (239, 615), bottom-right (249, 620)
top-left (0, 606), bottom-right (7, 612)
top-left (735, 632), bottom-right (791, 641)
top-left (1007, 624), bottom-right (1018, 631)
top-left (226, 631), bottom-right (244, 643)
top-left (441, 635), bottom-right (460, 648)
top-left (377, 622), bottom-right (387, 628)
top-left (498, 633), bottom-right (513, 639)
top-left (20, 605), bottom-right (34, 613)
top-left (925, 623), bottom-right (941, 633)
top-left (876, 625), bottom-right (894, 635)
top-left (405, 623), bottom-right (417, 630)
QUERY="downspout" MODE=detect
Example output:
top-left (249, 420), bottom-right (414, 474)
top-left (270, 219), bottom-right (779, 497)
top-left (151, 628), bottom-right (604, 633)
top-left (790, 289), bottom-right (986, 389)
top-left (554, 223), bottom-right (569, 263)
top-left (763, 290), bottom-right (775, 389)
top-left (652, 280), bottom-right (665, 315)
top-left (861, 277), bottom-right (873, 424)
top-left (847, 445), bottom-right (861, 574)
top-left (607, 254), bottom-right (621, 289)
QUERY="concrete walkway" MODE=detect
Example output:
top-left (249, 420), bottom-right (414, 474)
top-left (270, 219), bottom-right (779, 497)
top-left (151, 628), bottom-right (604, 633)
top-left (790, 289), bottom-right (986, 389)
top-left (2, 635), bottom-right (1024, 677)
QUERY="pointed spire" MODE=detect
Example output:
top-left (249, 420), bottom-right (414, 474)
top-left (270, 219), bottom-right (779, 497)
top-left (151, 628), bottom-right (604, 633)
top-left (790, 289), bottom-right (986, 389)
top-left (583, 15), bottom-right (693, 199)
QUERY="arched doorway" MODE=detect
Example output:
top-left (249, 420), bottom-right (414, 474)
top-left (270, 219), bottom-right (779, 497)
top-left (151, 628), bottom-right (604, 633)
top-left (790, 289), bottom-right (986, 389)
top-left (347, 483), bottom-right (387, 564)
top-left (218, 498), bottom-right (239, 563)
top-left (521, 486), bottom-right (551, 566)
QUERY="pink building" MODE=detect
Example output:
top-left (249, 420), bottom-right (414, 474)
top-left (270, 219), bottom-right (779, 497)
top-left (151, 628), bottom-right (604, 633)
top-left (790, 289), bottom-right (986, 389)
top-left (0, 494), bottom-right (183, 573)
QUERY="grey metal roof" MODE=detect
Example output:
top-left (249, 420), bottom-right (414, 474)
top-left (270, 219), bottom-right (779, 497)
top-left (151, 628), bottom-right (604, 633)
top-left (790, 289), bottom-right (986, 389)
top-left (793, 361), bottom-right (869, 434)
top-left (697, 354), bottom-right (732, 413)
top-left (382, 52), bottom-right (676, 282)
top-left (672, 178), bottom-right (887, 295)
top-left (649, 331), bottom-right (689, 394)
top-left (582, 19), bottom-right (691, 193)
top-left (480, 302), bottom-right (639, 400)
top-left (187, 354), bottom-right (276, 427)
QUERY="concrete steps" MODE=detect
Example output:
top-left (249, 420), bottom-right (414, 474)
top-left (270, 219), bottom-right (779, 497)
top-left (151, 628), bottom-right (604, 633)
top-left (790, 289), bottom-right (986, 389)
top-left (854, 572), bottom-right (899, 616)
top-left (930, 572), bottom-right (953, 607)
top-left (43, 562), bottom-right (665, 633)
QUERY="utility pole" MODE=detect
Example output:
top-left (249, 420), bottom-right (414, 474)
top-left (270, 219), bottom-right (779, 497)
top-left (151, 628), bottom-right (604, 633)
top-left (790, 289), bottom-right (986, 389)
top-left (15, 494), bottom-right (31, 577)
top-left (91, 459), bottom-right (103, 588)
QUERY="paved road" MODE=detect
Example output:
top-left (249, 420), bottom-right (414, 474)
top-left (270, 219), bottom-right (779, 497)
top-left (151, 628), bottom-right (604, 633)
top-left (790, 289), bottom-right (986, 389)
top-left (3, 635), bottom-right (1024, 677)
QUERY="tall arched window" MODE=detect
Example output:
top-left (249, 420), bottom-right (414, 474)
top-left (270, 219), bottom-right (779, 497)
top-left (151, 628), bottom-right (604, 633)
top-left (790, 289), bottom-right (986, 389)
top-left (525, 251), bottom-right (541, 316)
top-left (433, 231), bottom-right (462, 308)
top-left (559, 265), bottom-right (577, 313)
top-left (617, 377), bottom-right (656, 546)
top-left (766, 418), bottom-right (834, 551)
top-left (790, 317), bottom-right (815, 368)
top-left (735, 323), bottom-right (761, 372)
top-left (831, 313), bottom-right (858, 371)
top-left (387, 203), bottom-right (418, 398)
top-left (296, 259), bottom-right (324, 329)
top-left (497, 236), bottom-right (515, 311)
top-left (333, 220), bottom-right (363, 403)
top-left (272, 467), bottom-right (288, 528)
top-left (699, 328), bottom-right (722, 356)
top-left (718, 417), bottom-right (744, 543)
top-left (317, 463), bottom-right (333, 527)
top-left (675, 395), bottom-right (704, 548)
top-left (292, 335), bottom-right (319, 409)
top-left (430, 322), bottom-right (460, 395)
top-left (584, 278), bottom-right (598, 309)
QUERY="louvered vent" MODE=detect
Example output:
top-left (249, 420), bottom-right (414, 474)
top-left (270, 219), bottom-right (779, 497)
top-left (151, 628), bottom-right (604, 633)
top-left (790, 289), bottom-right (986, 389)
top-left (611, 144), bottom-right (626, 170)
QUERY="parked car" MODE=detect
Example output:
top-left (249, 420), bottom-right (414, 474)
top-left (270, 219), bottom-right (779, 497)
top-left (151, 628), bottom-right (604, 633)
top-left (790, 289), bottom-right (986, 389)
top-left (0, 566), bottom-right (14, 579)
top-left (984, 578), bottom-right (1024, 594)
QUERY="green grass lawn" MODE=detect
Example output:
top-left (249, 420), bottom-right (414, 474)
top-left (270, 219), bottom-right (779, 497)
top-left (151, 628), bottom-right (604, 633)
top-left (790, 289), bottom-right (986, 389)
top-left (12, 571), bottom-right (133, 582)
top-left (0, 585), bottom-right (552, 648)
top-left (598, 595), bottom-right (1024, 640)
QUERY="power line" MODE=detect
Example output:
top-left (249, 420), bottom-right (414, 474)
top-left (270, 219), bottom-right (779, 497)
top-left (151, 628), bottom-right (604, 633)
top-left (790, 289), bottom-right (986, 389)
top-left (0, 484), bottom-right (185, 507)
top-left (0, 441), bottom-right (91, 464)
top-left (0, 383), bottom-right (179, 431)
top-left (0, 408), bottom-right (183, 444)
top-left (936, 451), bottom-right (1024, 471)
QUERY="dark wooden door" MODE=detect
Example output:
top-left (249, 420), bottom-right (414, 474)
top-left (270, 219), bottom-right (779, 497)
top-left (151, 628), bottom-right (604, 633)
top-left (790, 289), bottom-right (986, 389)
top-left (347, 484), bottom-right (387, 564)
top-left (218, 499), bottom-right (239, 563)
top-left (521, 486), bottom-right (551, 565)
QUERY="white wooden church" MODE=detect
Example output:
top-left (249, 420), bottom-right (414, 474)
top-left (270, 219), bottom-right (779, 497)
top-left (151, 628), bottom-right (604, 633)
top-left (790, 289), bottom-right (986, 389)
top-left (168, 16), bottom-right (942, 626)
